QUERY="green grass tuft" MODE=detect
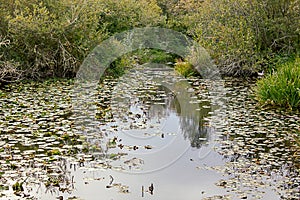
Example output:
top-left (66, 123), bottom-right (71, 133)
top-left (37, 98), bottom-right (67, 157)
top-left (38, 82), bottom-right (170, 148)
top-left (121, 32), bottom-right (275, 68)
top-left (255, 58), bottom-right (300, 109)
top-left (174, 59), bottom-right (197, 77)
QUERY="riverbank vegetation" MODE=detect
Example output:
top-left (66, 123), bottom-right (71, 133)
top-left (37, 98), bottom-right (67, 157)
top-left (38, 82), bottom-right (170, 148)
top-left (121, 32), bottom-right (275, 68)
top-left (0, 0), bottom-right (299, 108)
top-left (255, 58), bottom-right (300, 109)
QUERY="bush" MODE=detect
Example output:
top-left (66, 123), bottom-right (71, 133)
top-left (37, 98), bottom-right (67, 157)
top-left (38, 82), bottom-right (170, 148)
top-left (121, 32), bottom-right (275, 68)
top-left (97, 0), bottom-right (164, 35)
top-left (133, 49), bottom-right (177, 64)
top-left (255, 58), bottom-right (300, 109)
top-left (0, 0), bottom-right (165, 82)
top-left (2, 0), bottom-right (103, 79)
top-left (157, 0), bottom-right (203, 33)
top-left (106, 49), bottom-right (179, 78)
top-left (0, 36), bottom-right (22, 82)
top-left (106, 54), bottom-right (135, 78)
top-left (1, 0), bottom-right (299, 80)
top-left (0, 2), bottom-right (22, 82)
top-left (187, 0), bottom-right (300, 76)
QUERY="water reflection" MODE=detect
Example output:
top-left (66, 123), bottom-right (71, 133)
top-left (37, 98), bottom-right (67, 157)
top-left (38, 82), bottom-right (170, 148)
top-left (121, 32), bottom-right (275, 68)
top-left (143, 84), bottom-right (212, 149)
top-left (1, 74), bottom-right (299, 199)
top-left (111, 64), bottom-right (212, 151)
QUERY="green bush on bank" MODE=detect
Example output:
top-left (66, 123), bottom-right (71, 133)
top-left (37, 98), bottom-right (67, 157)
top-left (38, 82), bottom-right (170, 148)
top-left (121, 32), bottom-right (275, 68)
top-left (0, 0), bottom-right (299, 81)
top-left (185, 0), bottom-right (300, 76)
top-left (1, 0), bottom-right (103, 79)
top-left (255, 58), bottom-right (300, 109)
top-left (98, 0), bottom-right (164, 35)
top-left (0, 0), bottom-right (163, 81)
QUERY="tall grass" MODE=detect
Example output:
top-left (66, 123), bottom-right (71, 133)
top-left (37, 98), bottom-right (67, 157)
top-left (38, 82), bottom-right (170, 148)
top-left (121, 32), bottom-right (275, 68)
top-left (255, 58), bottom-right (300, 109)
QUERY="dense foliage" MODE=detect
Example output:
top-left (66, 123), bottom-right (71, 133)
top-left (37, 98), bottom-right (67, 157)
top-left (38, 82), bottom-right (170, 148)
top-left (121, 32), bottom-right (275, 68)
top-left (0, 0), bottom-right (299, 82)
top-left (0, 0), bottom-right (163, 81)
top-left (186, 0), bottom-right (300, 76)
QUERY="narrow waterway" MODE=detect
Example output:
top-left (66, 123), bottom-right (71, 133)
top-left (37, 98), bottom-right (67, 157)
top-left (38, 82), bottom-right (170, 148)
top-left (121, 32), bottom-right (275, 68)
top-left (0, 65), bottom-right (299, 200)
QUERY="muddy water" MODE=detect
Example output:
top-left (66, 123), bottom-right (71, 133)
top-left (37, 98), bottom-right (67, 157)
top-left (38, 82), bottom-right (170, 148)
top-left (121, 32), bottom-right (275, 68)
top-left (0, 66), bottom-right (299, 200)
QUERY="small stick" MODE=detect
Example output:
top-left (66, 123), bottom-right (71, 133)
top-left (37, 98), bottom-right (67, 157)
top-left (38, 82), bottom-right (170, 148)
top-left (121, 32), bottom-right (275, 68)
top-left (109, 175), bottom-right (114, 185)
top-left (149, 183), bottom-right (154, 195)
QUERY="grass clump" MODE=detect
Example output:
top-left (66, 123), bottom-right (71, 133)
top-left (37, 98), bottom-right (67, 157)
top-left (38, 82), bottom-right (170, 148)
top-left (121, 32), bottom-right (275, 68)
top-left (255, 58), bottom-right (300, 109)
top-left (174, 59), bottom-right (197, 77)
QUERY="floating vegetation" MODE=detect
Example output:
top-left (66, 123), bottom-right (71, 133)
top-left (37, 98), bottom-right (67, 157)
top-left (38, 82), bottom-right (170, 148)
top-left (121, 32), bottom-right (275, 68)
top-left (202, 78), bottom-right (300, 200)
top-left (0, 73), bottom-right (299, 199)
top-left (0, 80), bottom-right (88, 199)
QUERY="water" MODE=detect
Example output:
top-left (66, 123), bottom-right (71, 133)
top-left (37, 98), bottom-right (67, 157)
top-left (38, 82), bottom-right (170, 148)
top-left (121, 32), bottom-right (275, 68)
top-left (64, 65), bottom-right (229, 199)
top-left (0, 66), bottom-right (299, 199)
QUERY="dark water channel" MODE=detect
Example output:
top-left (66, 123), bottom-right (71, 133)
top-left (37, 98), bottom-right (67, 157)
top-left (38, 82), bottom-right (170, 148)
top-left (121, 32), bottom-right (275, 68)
top-left (0, 65), bottom-right (299, 200)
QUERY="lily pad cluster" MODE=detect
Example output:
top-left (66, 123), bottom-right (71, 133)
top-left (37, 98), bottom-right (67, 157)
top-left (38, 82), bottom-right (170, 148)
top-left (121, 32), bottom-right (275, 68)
top-left (203, 78), bottom-right (300, 199)
top-left (0, 80), bottom-right (90, 199)
top-left (0, 73), bottom-right (299, 199)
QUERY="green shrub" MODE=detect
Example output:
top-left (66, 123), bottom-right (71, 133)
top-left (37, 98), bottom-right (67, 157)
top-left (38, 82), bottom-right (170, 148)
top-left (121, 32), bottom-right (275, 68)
top-left (157, 0), bottom-right (203, 33)
top-left (133, 49), bottom-right (177, 64)
top-left (106, 54), bottom-right (135, 78)
top-left (186, 0), bottom-right (300, 76)
top-left (0, 2), bottom-right (22, 82)
top-left (98, 0), bottom-right (164, 35)
top-left (1, 0), bottom-right (299, 80)
top-left (106, 49), bottom-right (179, 78)
top-left (3, 0), bottom-right (103, 79)
top-left (0, 0), bottom-right (165, 81)
top-left (255, 58), bottom-right (300, 109)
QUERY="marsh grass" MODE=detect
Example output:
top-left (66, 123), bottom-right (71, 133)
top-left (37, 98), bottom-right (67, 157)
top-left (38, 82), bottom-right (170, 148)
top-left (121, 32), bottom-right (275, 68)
top-left (255, 58), bottom-right (300, 109)
top-left (174, 59), bottom-right (198, 77)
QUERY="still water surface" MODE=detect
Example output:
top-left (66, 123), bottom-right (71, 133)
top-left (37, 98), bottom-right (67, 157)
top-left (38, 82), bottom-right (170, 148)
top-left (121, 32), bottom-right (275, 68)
top-left (0, 65), bottom-right (299, 200)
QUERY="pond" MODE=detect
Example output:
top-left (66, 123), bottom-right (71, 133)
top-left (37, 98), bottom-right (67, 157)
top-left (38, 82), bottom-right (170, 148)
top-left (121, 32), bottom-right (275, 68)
top-left (0, 65), bottom-right (299, 200)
